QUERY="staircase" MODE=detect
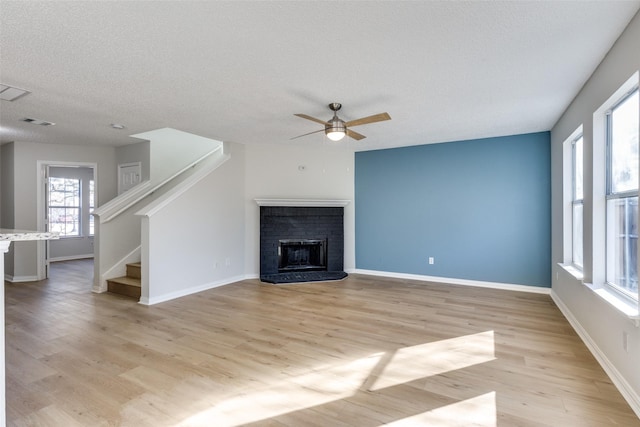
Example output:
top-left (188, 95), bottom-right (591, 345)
top-left (107, 262), bottom-right (141, 299)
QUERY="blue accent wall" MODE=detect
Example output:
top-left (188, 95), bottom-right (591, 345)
top-left (355, 132), bottom-right (551, 287)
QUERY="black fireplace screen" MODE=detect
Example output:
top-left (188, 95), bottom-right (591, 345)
top-left (278, 239), bottom-right (327, 272)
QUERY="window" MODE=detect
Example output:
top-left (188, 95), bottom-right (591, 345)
top-left (48, 177), bottom-right (81, 237)
top-left (606, 88), bottom-right (639, 300)
top-left (572, 135), bottom-right (584, 269)
top-left (89, 180), bottom-right (95, 235)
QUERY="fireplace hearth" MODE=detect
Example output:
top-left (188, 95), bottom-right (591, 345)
top-left (259, 204), bottom-right (347, 284)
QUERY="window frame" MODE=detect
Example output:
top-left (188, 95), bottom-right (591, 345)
top-left (605, 87), bottom-right (639, 301)
top-left (571, 135), bottom-right (584, 270)
top-left (89, 179), bottom-right (95, 236)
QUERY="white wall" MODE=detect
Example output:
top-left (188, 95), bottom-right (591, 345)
top-left (551, 11), bottom-right (640, 413)
top-left (1, 144), bottom-right (15, 277)
top-left (131, 128), bottom-right (221, 183)
top-left (0, 144), bottom-right (2, 228)
top-left (143, 142), bottom-right (245, 304)
top-left (1, 144), bottom-right (15, 231)
top-left (243, 142), bottom-right (355, 277)
top-left (5, 141), bottom-right (116, 280)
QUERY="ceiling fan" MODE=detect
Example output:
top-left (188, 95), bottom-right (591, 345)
top-left (292, 103), bottom-right (391, 141)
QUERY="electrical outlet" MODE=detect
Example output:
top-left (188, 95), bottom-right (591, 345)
top-left (225, 257), bottom-right (231, 267)
top-left (213, 261), bottom-right (218, 269)
top-left (623, 331), bottom-right (629, 352)
top-left (428, 257), bottom-right (434, 265)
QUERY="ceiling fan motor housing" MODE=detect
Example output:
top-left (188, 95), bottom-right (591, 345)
top-left (326, 117), bottom-right (346, 132)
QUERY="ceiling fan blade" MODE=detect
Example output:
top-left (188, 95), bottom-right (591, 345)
top-left (290, 128), bottom-right (325, 140)
top-left (345, 112), bottom-right (391, 128)
top-left (294, 113), bottom-right (328, 125)
top-left (346, 129), bottom-right (366, 140)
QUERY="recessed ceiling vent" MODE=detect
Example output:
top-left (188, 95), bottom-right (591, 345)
top-left (21, 117), bottom-right (55, 126)
top-left (0, 84), bottom-right (31, 101)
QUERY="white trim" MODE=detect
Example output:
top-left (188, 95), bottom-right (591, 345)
top-left (561, 126), bottom-right (583, 266)
top-left (139, 274), bottom-right (248, 305)
top-left (36, 160), bottom-right (96, 281)
top-left (558, 263), bottom-right (584, 281)
top-left (49, 254), bottom-right (94, 263)
top-left (92, 180), bottom-right (153, 223)
top-left (4, 275), bottom-right (40, 283)
top-left (0, 239), bottom-right (9, 427)
top-left (351, 269), bottom-right (551, 294)
top-left (582, 282), bottom-right (639, 323)
top-left (550, 290), bottom-right (640, 418)
top-left (255, 198), bottom-right (351, 207)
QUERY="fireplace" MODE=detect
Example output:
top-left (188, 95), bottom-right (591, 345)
top-left (278, 239), bottom-right (327, 272)
top-left (257, 200), bottom-right (348, 284)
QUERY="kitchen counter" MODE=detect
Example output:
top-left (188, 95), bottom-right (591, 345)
top-left (1, 229), bottom-right (58, 427)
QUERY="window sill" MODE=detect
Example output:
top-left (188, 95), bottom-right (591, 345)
top-left (55, 235), bottom-right (94, 240)
top-left (558, 263), bottom-right (584, 281)
top-left (583, 282), bottom-right (640, 326)
top-left (558, 264), bottom-right (638, 325)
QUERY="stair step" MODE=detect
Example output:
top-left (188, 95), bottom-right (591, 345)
top-left (107, 276), bottom-right (141, 299)
top-left (126, 262), bottom-right (141, 279)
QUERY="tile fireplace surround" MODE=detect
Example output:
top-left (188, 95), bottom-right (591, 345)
top-left (256, 199), bottom-right (349, 284)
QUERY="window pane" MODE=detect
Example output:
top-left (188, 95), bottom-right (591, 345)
top-left (610, 90), bottom-right (639, 194)
top-left (48, 207), bottom-right (66, 233)
top-left (606, 196), bottom-right (638, 296)
top-left (574, 136), bottom-right (583, 201)
top-left (89, 180), bottom-right (95, 208)
top-left (48, 207), bottom-right (80, 236)
top-left (49, 190), bottom-right (66, 206)
top-left (47, 177), bottom-right (81, 237)
top-left (572, 203), bottom-right (583, 268)
top-left (89, 180), bottom-right (95, 235)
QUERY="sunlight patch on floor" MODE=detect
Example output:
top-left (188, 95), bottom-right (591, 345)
top-left (369, 330), bottom-right (496, 391)
top-left (177, 353), bottom-right (384, 426)
top-left (383, 392), bottom-right (497, 427)
top-left (177, 331), bottom-right (496, 426)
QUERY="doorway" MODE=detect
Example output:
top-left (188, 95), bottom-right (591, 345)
top-left (37, 161), bottom-right (97, 280)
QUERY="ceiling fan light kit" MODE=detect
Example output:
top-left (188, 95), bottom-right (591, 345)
top-left (293, 102), bottom-right (390, 141)
top-left (326, 128), bottom-right (346, 141)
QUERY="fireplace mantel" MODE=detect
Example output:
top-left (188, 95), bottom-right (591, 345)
top-left (255, 198), bottom-right (350, 207)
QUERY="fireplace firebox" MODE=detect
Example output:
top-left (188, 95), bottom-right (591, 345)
top-left (278, 239), bottom-right (327, 272)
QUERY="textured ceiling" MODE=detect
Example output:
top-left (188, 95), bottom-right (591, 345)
top-left (1, 1), bottom-right (639, 151)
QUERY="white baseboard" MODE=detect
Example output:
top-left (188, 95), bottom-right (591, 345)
top-left (4, 274), bottom-right (40, 283)
top-left (351, 269), bottom-right (551, 295)
top-left (139, 274), bottom-right (249, 306)
top-left (550, 290), bottom-right (640, 418)
top-left (49, 254), bottom-right (94, 263)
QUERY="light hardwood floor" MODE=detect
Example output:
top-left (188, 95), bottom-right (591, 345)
top-left (5, 260), bottom-right (640, 426)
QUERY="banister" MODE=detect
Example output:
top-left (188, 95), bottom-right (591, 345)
top-left (93, 145), bottom-right (223, 223)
